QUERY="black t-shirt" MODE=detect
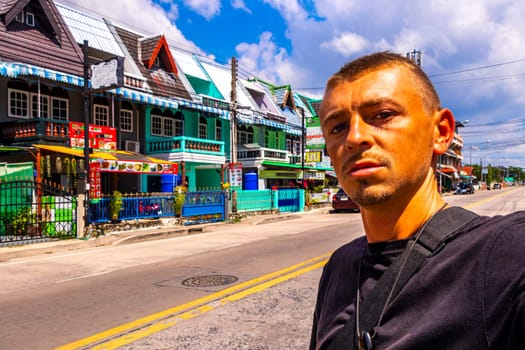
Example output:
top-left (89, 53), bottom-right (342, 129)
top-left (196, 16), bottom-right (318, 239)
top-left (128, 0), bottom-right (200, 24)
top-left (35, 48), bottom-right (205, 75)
top-left (310, 210), bottom-right (525, 350)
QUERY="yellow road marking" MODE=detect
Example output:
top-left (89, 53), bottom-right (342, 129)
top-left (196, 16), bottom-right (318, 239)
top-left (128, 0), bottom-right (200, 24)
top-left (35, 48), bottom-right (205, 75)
top-left (463, 187), bottom-right (520, 209)
top-left (55, 253), bottom-right (331, 350)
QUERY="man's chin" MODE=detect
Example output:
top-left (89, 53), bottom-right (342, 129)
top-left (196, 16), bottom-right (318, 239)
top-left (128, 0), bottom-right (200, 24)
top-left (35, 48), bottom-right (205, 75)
top-left (349, 185), bottom-right (394, 207)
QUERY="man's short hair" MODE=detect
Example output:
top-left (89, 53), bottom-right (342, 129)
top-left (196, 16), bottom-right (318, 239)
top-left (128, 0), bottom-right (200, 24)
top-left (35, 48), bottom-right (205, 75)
top-left (325, 51), bottom-right (441, 114)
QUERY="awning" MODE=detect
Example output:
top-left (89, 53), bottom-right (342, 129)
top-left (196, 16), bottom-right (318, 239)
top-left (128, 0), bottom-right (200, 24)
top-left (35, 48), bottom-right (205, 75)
top-left (33, 144), bottom-right (177, 174)
top-left (0, 62), bottom-right (84, 86)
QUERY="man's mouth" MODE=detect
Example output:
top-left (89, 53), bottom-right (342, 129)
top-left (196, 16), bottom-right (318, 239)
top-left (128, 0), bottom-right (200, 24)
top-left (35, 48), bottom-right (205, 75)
top-left (348, 160), bottom-right (383, 177)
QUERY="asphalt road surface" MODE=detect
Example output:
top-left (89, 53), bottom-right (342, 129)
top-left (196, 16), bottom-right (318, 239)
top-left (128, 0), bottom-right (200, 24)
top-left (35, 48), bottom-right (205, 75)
top-left (1, 186), bottom-right (523, 350)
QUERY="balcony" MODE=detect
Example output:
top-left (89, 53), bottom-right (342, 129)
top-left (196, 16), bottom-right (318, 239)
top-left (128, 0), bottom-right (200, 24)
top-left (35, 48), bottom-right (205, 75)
top-left (237, 144), bottom-right (291, 163)
top-left (146, 136), bottom-right (224, 155)
top-left (0, 119), bottom-right (70, 145)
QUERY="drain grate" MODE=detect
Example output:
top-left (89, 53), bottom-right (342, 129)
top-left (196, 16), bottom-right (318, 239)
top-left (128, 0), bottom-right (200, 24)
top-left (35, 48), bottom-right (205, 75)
top-left (181, 274), bottom-right (239, 288)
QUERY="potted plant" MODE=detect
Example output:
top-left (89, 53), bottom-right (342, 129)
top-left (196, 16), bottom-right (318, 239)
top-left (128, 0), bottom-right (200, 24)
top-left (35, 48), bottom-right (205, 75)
top-left (108, 190), bottom-right (123, 222)
top-left (173, 186), bottom-right (186, 217)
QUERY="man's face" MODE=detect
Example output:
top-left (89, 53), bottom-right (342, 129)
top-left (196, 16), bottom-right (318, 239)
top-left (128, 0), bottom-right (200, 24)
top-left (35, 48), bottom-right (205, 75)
top-left (320, 65), bottom-right (437, 208)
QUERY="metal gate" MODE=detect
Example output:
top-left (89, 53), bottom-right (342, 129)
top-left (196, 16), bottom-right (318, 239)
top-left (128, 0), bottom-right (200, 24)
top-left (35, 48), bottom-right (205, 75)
top-left (0, 179), bottom-right (77, 245)
top-left (181, 190), bottom-right (225, 225)
top-left (276, 188), bottom-right (304, 213)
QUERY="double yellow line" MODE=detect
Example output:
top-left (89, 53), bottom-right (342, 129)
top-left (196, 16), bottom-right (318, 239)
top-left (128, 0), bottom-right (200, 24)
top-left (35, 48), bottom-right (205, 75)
top-left (56, 253), bottom-right (331, 350)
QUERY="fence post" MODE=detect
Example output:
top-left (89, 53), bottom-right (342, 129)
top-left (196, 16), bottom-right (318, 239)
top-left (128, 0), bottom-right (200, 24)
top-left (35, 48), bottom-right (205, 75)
top-left (223, 190), bottom-right (230, 221)
top-left (298, 189), bottom-right (305, 212)
top-left (77, 194), bottom-right (85, 238)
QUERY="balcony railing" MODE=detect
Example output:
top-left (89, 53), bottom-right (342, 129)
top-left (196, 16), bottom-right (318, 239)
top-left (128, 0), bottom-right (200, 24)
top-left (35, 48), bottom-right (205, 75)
top-left (0, 118), bottom-right (70, 145)
top-left (237, 145), bottom-right (290, 162)
top-left (146, 136), bottom-right (224, 155)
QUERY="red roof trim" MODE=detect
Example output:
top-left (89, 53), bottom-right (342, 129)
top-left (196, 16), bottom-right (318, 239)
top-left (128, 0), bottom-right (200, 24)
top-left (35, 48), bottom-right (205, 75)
top-left (146, 35), bottom-right (177, 74)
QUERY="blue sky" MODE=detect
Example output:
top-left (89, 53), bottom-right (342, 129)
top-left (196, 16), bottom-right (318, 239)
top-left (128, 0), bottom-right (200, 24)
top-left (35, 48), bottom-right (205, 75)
top-left (58, 0), bottom-right (525, 169)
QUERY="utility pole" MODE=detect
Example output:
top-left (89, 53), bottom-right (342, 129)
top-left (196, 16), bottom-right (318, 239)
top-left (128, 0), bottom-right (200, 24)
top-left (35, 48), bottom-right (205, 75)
top-left (83, 40), bottom-right (90, 228)
top-left (230, 57), bottom-right (238, 213)
top-left (406, 49), bottom-right (422, 66)
top-left (230, 57), bottom-right (237, 164)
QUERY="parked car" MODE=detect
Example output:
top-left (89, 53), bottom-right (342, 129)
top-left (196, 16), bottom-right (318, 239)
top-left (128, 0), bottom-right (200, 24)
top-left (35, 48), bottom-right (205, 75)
top-left (331, 188), bottom-right (360, 213)
top-left (493, 183), bottom-right (502, 189)
top-left (455, 182), bottom-right (475, 195)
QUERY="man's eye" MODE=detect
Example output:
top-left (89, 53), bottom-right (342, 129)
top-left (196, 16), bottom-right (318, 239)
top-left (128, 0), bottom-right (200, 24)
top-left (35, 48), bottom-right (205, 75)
top-left (374, 111), bottom-right (393, 120)
top-left (330, 123), bottom-right (348, 135)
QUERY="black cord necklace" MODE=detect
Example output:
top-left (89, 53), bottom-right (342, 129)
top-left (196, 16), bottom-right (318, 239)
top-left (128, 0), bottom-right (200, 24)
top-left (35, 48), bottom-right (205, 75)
top-left (355, 203), bottom-right (447, 350)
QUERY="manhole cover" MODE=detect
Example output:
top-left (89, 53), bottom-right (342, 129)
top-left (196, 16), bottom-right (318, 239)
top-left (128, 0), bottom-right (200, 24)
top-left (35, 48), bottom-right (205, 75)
top-left (181, 274), bottom-right (238, 288)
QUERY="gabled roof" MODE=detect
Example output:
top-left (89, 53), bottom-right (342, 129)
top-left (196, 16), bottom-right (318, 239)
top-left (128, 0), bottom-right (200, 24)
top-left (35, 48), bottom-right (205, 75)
top-left (248, 77), bottom-right (296, 109)
top-left (139, 34), bottom-right (177, 74)
top-left (2, 0), bottom-right (61, 43)
top-left (113, 25), bottom-right (191, 100)
top-left (0, 0), bottom-right (84, 76)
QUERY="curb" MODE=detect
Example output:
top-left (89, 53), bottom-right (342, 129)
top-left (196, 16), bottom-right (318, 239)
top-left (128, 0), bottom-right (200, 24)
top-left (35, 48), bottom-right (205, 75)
top-left (0, 205), bottom-right (332, 262)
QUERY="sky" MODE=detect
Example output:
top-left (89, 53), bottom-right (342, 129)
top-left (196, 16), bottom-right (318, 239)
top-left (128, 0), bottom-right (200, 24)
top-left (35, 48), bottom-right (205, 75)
top-left (57, 0), bottom-right (525, 169)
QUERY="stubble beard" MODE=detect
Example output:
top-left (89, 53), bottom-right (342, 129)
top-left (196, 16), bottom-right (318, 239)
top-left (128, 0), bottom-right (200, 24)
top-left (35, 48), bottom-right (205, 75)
top-left (350, 178), bottom-right (395, 207)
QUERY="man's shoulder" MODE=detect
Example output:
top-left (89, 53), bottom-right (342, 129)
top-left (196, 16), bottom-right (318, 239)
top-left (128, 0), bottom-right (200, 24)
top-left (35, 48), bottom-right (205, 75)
top-left (327, 236), bottom-right (367, 265)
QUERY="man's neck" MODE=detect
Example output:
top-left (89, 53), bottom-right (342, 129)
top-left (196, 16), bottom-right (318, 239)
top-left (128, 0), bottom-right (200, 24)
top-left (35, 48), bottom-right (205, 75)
top-left (360, 172), bottom-right (446, 243)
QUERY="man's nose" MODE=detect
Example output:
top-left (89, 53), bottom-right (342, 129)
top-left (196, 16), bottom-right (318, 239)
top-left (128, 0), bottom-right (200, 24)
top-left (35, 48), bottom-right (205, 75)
top-left (345, 116), bottom-right (373, 149)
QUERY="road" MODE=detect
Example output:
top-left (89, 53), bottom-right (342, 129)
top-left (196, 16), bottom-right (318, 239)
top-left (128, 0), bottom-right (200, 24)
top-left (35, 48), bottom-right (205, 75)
top-left (1, 186), bottom-right (523, 349)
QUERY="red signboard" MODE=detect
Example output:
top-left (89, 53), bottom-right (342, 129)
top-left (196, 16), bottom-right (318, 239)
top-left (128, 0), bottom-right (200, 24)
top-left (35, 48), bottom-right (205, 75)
top-left (70, 122), bottom-right (117, 150)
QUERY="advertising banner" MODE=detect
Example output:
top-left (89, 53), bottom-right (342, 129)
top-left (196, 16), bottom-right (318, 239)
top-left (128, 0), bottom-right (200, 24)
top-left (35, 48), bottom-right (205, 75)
top-left (70, 122), bottom-right (117, 150)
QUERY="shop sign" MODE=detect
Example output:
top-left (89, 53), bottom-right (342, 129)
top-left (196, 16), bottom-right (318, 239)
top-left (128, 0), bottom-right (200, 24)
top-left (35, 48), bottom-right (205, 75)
top-left (97, 160), bottom-right (177, 174)
top-left (70, 122), bottom-right (117, 150)
top-left (229, 162), bottom-right (243, 188)
top-left (306, 116), bottom-right (325, 149)
top-left (305, 151), bottom-right (322, 163)
top-left (304, 172), bottom-right (325, 180)
top-left (259, 170), bottom-right (300, 179)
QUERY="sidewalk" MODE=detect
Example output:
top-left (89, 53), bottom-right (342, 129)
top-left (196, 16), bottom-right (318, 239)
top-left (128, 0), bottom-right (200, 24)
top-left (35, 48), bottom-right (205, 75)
top-left (0, 205), bottom-right (331, 262)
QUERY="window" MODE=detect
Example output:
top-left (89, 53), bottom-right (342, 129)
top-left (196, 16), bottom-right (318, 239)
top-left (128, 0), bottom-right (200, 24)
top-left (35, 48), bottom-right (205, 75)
top-left (174, 111), bottom-right (184, 136)
top-left (238, 126), bottom-right (254, 146)
top-left (199, 117), bottom-right (207, 139)
top-left (25, 12), bottom-right (35, 27)
top-left (51, 97), bottom-right (69, 121)
top-left (8, 89), bottom-right (29, 118)
top-left (275, 133), bottom-right (280, 149)
top-left (163, 117), bottom-right (174, 137)
top-left (151, 113), bottom-right (180, 137)
top-left (31, 93), bottom-right (49, 118)
top-left (15, 11), bottom-right (24, 23)
top-left (215, 120), bottom-right (222, 141)
top-left (264, 130), bottom-right (269, 147)
top-left (151, 114), bottom-right (162, 136)
top-left (120, 109), bottom-right (133, 132)
top-left (286, 139), bottom-right (292, 153)
top-left (93, 104), bottom-right (109, 126)
top-left (294, 140), bottom-right (301, 155)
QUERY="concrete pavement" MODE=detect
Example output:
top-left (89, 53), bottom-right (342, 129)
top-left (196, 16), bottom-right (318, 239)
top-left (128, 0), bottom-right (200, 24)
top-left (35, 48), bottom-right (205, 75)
top-left (0, 206), bottom-right (331, 262)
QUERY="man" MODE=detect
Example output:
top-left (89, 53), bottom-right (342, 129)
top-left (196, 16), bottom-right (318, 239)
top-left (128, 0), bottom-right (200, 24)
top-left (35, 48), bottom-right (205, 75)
top-left (310, 52), bottom-right (525, 349)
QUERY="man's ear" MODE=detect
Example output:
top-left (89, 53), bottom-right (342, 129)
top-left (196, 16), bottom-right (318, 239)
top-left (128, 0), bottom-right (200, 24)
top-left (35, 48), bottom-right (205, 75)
top-left (433, 108), bottom-right (455, 155)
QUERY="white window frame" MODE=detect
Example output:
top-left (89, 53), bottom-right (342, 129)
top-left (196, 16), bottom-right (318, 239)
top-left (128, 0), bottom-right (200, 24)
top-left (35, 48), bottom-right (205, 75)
top-left (8, 88), bottom-right (30, 119)
top-left (15, 11), bottom-right (24, 23)
top-left (93, 104), bottom-right (109, 126)
top-left (120, 108), bottom-right (133, 132)
top-left (51, 96), bottom-right (69, 121)
top-left (163, 118), bottom-right (174, 137)
top-left (199, 118), bottom-right (207, 139)
top-left (31, 93), bottom-right (49, 118)
top-left (25, 12), bottom-right (35, 27)
top-left (151, 114), bottom-right (163, 136)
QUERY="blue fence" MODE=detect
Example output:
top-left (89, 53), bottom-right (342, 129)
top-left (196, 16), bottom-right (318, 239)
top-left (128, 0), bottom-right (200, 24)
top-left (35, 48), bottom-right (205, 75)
top-left (89, 188), bottom-right (303, 224)
top-left (181, 191), bottom-right (225, 225)
top-left (89, 194), bottom-right (174, 223)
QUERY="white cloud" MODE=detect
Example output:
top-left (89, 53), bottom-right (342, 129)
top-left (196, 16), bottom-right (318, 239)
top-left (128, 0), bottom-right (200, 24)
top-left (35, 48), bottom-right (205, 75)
top-left (231, 0), bottom-right (251, 14)
top-left (320, 32), bottom-right (368, 58)
top-left (236, 32), bottom-right (305, 85)
top-left (183, 0), bottom-right (221, 20)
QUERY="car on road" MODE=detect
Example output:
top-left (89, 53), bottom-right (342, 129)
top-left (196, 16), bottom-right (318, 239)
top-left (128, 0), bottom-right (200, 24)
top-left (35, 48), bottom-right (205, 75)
top-left (331, 188), bottom-right (360, 213)
top-left (493, 183), bottom-right (502, 189)
top-left (455, 182), bottom-right (475, 195)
